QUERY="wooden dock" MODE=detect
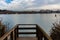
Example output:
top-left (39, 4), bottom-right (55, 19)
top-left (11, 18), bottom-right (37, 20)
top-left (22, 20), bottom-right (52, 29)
top-left (0, 24), bottom-right (52, 40)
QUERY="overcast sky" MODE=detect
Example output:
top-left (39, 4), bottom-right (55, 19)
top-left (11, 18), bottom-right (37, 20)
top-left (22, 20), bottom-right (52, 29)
top-left (0, 0), bottom-right (60, 11)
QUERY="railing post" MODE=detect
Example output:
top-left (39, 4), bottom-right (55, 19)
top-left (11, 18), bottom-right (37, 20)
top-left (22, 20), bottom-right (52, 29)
top-left (36, 25), bottom-right (38, 37)
top-left (10, 32), bottom-right (13, 40)
top-left (44, 37), bottom-right (48, 40)
top-left (13, 30), bottom-right (14, 40)
top-left (16, 26), bottom-right (18, 37)
top-left (4, 37), bottom-right (7, 40)
top-left (36, 25), bottom-right (43, 40)
top-left (14, 28), bottom-right (17, 40)
top-left (44, 36), bottom-right (48, 40)
top-left (14, 26), bottom-right (18, 40)
top-left (36, 25), bottom-right (39, 40)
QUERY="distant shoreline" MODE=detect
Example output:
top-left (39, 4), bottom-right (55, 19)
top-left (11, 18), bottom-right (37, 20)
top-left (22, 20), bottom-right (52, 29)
top-left (0, 10), bottom-right (60, 14)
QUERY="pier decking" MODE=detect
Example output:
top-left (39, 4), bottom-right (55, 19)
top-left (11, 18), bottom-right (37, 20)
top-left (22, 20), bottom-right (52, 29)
top-left (16, 37), bottom-right (37, 40)
top-left (0, 24), bottom-right (52, 40)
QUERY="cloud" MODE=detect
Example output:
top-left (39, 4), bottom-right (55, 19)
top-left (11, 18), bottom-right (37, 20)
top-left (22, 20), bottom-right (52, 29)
top-left (0, 0), bottom-right (8, 10)
top-left (26, 4), bottom-right (60, 11)
top-left (0, 0), bottom-right (36, 11)
top-left (0, 0), bottom-right (60, 11)
top-left (25, 0), bottom-right (35, 5)
top-left (40, 4), bottom-right (60, 9)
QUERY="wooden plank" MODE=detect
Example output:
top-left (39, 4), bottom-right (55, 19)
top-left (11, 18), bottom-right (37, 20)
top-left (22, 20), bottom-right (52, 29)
top-left (16, 37), bottom-right (37, 40)
top-left (17, 24), bottom-right (37, 25)
top-left (18, 32), bottom-right (36, 34)
top-left (18, 28), bottom-right (36, 29)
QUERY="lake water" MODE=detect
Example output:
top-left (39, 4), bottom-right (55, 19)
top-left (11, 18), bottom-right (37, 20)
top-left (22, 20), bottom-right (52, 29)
top-left (0, 13), bottom-right (60, 36)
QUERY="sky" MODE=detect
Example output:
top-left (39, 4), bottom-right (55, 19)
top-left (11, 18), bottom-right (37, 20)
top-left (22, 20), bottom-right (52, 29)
top-left (0, 0), bottom-right (60, 11)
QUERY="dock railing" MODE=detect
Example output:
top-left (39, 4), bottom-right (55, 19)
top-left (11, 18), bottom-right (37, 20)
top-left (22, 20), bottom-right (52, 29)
top-left (0, 24), bottom-right (52, 40)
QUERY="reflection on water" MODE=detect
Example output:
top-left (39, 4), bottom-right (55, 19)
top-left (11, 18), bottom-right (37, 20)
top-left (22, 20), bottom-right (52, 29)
top-left (0, 14), bottom-right (60, 35)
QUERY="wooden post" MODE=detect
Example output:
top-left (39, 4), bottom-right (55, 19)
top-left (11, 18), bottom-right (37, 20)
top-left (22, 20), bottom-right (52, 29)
top-left (4, 37), bottom-right (7, 40)
top-left (36, 25), bottom-right (43, 40)
top-left (10, 32), bottom-right (13, 40)
top-left (16, 26), bottom-right (18, 37)
top-left (13, 30), bottom-right (15, 40)
top-left (14, 28), bottom-right (16, 40)
top-left (44, 36), bottom-right (48, 40)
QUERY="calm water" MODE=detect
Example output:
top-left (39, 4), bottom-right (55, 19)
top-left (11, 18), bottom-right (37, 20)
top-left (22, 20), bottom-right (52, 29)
top-left (0, 13), bottom-right (60, 35)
